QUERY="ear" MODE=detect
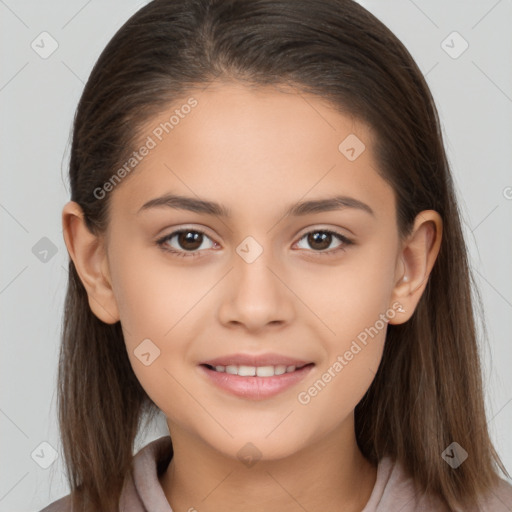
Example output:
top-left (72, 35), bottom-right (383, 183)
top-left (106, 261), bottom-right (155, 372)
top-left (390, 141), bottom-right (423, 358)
top-left (388, 210), bottom-right (443, 325)
top-left (62, 201), bottom-right (120, 324)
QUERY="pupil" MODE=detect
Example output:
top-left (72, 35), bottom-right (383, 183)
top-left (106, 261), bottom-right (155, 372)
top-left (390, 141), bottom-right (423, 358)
top-left (309, 232), bottom-right (331, 250)
top-left (179, 231), bottom-right (202, 250)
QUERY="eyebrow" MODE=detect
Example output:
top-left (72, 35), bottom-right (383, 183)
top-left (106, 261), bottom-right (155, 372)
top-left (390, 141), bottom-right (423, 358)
top-left (138, 193), bottom-right (375, 218)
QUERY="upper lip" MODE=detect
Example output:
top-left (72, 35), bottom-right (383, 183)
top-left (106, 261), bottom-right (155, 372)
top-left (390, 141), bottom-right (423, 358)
top-left (201, 353), bottom-right (313, 367)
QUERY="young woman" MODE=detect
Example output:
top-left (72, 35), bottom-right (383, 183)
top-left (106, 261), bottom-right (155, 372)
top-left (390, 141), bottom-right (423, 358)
top-left (41, 0), bottom-right (512, 510)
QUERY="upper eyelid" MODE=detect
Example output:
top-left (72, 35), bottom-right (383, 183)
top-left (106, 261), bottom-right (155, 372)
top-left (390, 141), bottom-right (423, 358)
top-left (156, 226), bottom-right (216, 244)
top-left (295, 226), bottom-right (352, 241)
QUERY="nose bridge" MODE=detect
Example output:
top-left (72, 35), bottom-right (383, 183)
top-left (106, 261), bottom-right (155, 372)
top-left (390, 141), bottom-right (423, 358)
top-left (216, 234), bottom-right (294, 330)
top-left (234, 234), bottom-right (281, 307)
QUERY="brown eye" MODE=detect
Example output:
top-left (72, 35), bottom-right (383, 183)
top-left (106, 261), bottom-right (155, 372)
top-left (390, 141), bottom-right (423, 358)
top-left (307, 231), bottom-right (332, 250)
top-left (157, 229), bottom-right (215, 257)
top-left (177, 231), bottom-right (203, 251)
top-left (296, 229), bottom-right (353, 254)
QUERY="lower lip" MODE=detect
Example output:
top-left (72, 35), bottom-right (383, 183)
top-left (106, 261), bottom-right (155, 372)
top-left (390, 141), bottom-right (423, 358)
top-left (198, 364), bottom-right (314, 400)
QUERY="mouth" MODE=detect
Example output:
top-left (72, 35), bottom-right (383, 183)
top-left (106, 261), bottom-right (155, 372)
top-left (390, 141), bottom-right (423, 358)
top-left (198, 355), bottom-right (315, 400)
top-left (201, 362), bottom-right (312, 377)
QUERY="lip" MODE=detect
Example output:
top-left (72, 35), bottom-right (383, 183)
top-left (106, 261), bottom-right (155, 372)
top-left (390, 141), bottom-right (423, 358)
top-left (198, 353), bottom-right (314, 400)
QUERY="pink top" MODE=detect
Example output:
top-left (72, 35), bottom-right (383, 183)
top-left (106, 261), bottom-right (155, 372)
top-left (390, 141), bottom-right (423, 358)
top-left (40, 435), bottom-right (512, 511)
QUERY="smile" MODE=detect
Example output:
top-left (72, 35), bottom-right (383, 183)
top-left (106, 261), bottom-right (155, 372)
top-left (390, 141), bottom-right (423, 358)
top-left (204, 363), bottom-right (308, 377)
top-left (198, 358), bottom-right (315, 400)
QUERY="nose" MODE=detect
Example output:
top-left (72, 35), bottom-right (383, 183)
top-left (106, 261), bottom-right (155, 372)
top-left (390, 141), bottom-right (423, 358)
top-left (216, 246), bottom-right (295, 333)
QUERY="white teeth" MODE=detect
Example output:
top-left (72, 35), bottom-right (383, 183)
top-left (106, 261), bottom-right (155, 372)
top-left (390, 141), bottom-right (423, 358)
top-left (256, 366), bottom-right (275, 377)
top-left (238, 365), bottom-right (256, 376)
top-left (274, 365), bottom-right (287, 375)
top-left (210, 364), bottom-right (302, 377)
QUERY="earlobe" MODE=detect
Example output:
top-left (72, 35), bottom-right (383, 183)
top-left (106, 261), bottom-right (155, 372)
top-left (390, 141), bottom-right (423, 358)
top-left (62, 201), bottom-right (120, 324)
top-left (388, 210), bottom-right (443, 325)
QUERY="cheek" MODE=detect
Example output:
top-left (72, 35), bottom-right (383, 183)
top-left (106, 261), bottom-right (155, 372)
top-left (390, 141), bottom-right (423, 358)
top-left (296, 279), bottom-right (394, 433)
top-left (107, 245), bottom-right (211, 411)
top-left (296, 241), bottom-right (398, 340)
top-left (109, 242), bottom-right (204, 340)
top-left (293, 243), bottom-right (396, 412)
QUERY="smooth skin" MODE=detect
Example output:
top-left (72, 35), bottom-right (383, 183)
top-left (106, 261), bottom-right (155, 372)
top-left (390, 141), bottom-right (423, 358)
top-left (62, 81), bottom-right (442, 512)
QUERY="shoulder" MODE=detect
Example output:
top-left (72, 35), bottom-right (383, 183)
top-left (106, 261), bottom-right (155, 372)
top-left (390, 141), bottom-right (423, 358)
top-left (38, 493), bottom-right (72, 512)
top-left (38, 436), bottom-right (174, 512)
top-left (364, 456), bottom-right (512, 512)
top-left (362, 456), bottom-right (451, 511)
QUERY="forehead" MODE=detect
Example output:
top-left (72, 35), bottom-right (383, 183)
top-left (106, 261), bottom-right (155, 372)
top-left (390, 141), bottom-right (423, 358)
top-left (109, 81), bottom-right (395, 222)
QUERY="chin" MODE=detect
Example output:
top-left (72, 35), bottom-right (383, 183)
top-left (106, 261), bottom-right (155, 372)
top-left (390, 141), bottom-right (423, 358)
top-left (198, 425), bottom-right (315, 465)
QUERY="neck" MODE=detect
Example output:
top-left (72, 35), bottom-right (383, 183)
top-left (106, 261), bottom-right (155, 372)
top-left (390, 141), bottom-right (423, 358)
top-left (159, 418), bottom-right (377, 512)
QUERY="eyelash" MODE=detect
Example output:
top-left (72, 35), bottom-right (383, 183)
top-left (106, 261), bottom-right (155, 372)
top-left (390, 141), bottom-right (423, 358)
top-left (155, 228), bottom-right (354, 259)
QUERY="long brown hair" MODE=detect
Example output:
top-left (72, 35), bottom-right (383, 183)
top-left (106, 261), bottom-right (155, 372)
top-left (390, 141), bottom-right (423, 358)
top-left (58, 0), bottom-right (509, 510)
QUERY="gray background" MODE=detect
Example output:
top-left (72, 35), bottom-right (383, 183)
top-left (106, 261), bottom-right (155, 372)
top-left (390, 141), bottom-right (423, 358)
top-left (1, 1), bottom-right (511, 510)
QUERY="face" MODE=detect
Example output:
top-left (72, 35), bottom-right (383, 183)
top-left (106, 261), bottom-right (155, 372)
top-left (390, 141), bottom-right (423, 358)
top-left (102, 81), bottom-right (404, 461)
